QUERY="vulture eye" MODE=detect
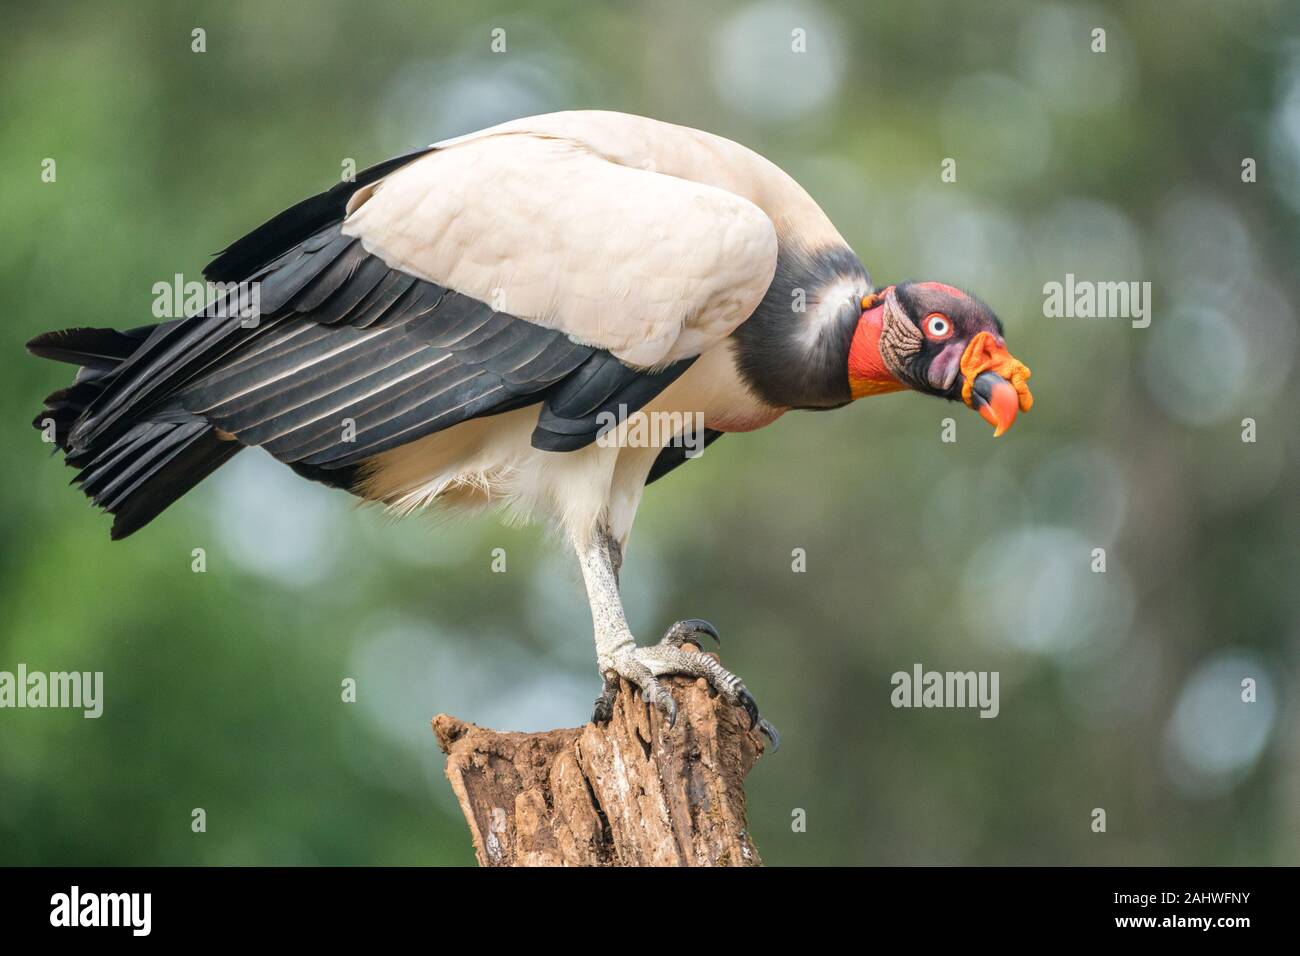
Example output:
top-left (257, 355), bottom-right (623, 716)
top-left (924, 313), bottom-right (953, 340)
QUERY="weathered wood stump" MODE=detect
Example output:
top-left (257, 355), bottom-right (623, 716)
top-left (432, 649), bottom-right (769, 866)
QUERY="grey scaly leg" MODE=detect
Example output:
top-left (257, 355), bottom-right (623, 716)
top-left (575, 524), bottom-right (778, 749)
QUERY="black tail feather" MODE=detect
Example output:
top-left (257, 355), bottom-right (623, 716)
top-left (103, 425), bottom-right (240, 540)
top-left (30, 326), bottom-right (242, 538)
top-left (26, 325), bottom-right (156, 368)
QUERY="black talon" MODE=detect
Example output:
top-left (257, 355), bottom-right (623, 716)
top-left (656, 689), bottom-right (678, 729)
top-left (663, 618), bottom-right (721, 648)
top-left (681, 619), bottom-right (721, 646)
top-left (591, 676), bottom-right (619, 725)
top-left (737, 690), bottom-right (780, 752)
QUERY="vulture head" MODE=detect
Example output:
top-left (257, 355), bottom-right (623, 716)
top-left (849, 281), bottom-right (1034, 436)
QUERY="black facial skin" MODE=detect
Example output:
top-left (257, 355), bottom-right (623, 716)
top-left (888, 281), bottom-right (1005, 401)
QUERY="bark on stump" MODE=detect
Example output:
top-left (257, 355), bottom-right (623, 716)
top-left (432, 650), bottom-right (768, 866)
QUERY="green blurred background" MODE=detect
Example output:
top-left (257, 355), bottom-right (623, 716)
top-left (1, 0), bottom-right (1297, 865)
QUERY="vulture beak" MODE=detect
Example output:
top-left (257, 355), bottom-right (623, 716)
top-left (970, 371), bottom-right (1021, 437)
top-left (959, 332), bottom-right (1033, 437)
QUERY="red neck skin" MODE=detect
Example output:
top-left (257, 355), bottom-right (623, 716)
top-left (847, 304), bottom-right (906, 398)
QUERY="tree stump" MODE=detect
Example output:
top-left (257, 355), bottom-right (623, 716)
top-left (432, 650), bottom-right (769, 866)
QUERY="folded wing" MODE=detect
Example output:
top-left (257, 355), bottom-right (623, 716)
top-left (63, 124), bottom-right (779, 489)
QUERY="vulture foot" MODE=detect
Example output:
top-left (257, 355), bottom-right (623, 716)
top-left (591, 625), bottom-right (779, 751)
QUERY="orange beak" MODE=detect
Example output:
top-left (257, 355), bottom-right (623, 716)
top-left (959, 332), bottom-right (1033, 437)
top-left (971, 372), bottom-right (1022, 437)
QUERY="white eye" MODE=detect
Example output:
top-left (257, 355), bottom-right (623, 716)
top-left (925, 313), bottom-right (952, 339)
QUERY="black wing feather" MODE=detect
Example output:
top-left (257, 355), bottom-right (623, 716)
top-left (645, 428), bottom-right (726, 485)
top-left (26, 325), bottom-right (154, 368)
top-left (48, 142), bottom-right (703, 518)
top-left (531, 353), bottom-right (697, 450)
top-left (167, 230), bottom-right (595, 470)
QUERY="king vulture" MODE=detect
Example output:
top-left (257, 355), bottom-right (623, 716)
top-left (29, 110), bottom-right (1034, 744)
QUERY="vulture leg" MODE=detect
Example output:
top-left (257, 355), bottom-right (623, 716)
top-left (575, 524), bottom-right (779, 748)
